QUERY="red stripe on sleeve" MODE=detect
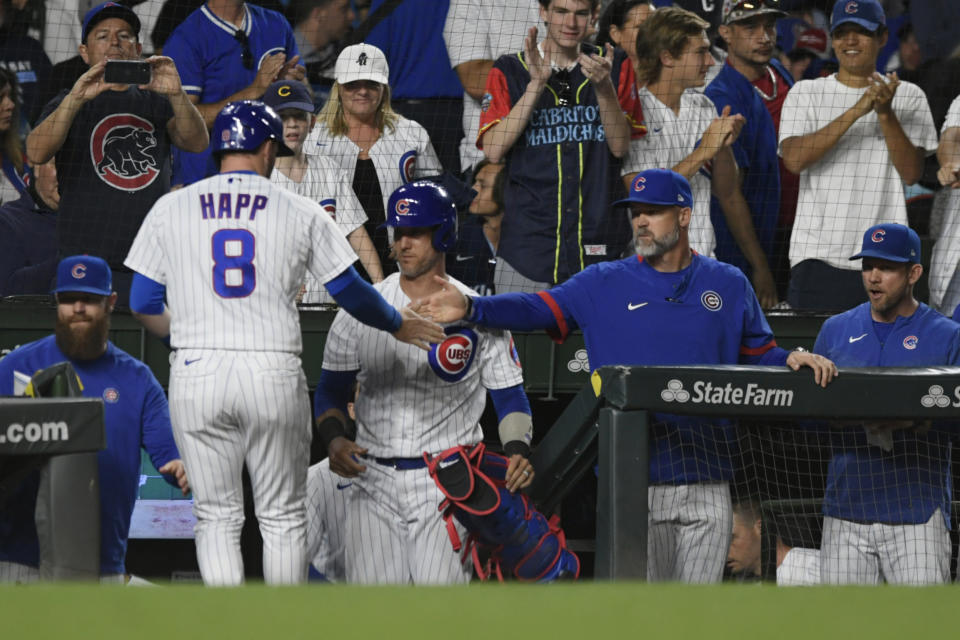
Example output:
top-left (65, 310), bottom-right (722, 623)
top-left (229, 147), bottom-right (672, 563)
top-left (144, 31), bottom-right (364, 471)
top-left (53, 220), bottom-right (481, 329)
top-left (740, 339), bottom-right (778, 356)
top-left (537, 291), bottom-right (569, 344)
top-left (477, 66), bottom-right (512, 149)
top-left (617, 59), bottom-right (646, 139)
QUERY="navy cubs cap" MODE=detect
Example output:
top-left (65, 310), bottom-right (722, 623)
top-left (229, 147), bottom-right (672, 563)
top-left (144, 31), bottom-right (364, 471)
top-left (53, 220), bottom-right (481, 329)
top-left (262, 80), bottom-right (316, 114)
top-left (831, 0), bottom-right (885, 34)
top-left (612, 169), bottom-right (694, 208)
top-left (54, 255), bottom-right (113, 296)
top-left (82, 2), bottom-right (141, 44)
top-left (849, 223), bottom-right (920, 263)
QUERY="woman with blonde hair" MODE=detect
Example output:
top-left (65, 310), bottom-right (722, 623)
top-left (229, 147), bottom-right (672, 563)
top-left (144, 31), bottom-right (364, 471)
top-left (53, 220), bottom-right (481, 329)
top-left (305, 43), bottom-right (442, 277)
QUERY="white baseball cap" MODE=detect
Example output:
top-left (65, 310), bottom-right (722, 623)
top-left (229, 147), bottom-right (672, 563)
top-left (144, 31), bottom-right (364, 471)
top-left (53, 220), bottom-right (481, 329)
top-left (335, 44), bottom-right (389, 86)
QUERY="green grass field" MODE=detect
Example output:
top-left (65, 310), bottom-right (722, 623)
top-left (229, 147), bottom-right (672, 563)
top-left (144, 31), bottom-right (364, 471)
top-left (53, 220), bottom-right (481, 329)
top-left (2, 583), bottom-right (957, 639)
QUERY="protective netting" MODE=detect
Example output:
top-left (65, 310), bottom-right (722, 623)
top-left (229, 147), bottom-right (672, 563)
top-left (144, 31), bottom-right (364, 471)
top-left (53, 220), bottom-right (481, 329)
top-left (0, 0), bottom-right (955, 314)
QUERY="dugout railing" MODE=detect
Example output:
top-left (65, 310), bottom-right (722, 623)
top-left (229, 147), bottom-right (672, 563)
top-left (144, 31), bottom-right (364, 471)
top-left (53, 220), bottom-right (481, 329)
top-left (530, 364), bottom-right (960, 580)
top-left (0, 296), bottom-right (831, 395)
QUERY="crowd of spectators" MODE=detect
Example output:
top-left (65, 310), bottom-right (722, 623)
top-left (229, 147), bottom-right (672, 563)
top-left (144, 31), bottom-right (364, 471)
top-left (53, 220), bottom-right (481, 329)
top-left (0, 0), bottom-right (957, 313)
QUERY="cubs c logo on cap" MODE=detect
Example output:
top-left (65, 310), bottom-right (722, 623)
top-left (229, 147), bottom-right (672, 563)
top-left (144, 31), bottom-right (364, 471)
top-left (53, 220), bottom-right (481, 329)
top-left (428, 327), bottom-right (478, 382)
top-left (72, 263), bottom-right (87, 279)
top-left (633, 176), bottom-right (646, 192)
top-left (845, 0), bottom-right (858, 13)
top-left (871, 229), bottom-right (886, 243)
top-left (395, 199), bottom-right (411, 216)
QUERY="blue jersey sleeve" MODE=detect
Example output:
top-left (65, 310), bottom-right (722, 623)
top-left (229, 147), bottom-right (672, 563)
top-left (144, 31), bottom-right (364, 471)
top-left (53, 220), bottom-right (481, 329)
top-left (139, 372), bottom-right (180, 488)
top-left (813, 314), bottom-right (842, 360)
top-left (736, 276), bottom-right (783, 364)
top-left (0, 349), bottom-right (20, 395)
top-left (163, 30), bottom-right (203, 97)
top-left (471, 291), bottom-right (566, 335)
top-left (283, 18), bottom-right (299, 59)
top-left (704, 84), bottom-right (750, 171)
top-left (327, 267), bottom-right (402, 333)
top-left (488, 384), bottom-right (531, 421)
top-left (947, 326), bottom-right (960, 365)
top-left (313, 368), bottom-right (358, 418)
top-left (129, 273), bottom-right (166, 315)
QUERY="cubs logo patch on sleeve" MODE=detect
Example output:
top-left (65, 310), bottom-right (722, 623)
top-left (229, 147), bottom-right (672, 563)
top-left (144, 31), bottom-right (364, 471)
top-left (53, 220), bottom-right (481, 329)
top-left (320, 198), bottom-right (337, 221)
top-left (428, 327), bottom-right (478, 382)
top-left (399, 150), bottom-right (417, 184)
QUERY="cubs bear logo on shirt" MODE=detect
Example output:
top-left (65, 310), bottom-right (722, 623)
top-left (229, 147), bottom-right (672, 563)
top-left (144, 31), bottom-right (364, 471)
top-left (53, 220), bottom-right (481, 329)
top-left (903, 335), bottom-right (918, 350)
top-left (89, 113), bottom-right (161, 191)
top-left (428, 327), bottom-right (478, 382)
top-left (103, 387), bottom-right (120, 403)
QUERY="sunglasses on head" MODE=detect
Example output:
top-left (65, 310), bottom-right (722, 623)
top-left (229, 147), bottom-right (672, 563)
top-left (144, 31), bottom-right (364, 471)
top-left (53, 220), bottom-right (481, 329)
top-left (234, 29), bottom-right (254, 70)
top-left (728, 0), bottom-right (779, 12)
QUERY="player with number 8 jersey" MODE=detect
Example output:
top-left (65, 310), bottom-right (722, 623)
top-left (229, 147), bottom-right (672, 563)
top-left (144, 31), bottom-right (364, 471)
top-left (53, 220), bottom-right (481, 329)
top-left (124, 100), bottom-right (444, 586)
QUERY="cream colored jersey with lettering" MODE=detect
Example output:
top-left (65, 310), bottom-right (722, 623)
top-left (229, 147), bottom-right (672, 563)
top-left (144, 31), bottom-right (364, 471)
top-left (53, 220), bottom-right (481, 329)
top-left (125, 172), bottom-right (357, 352)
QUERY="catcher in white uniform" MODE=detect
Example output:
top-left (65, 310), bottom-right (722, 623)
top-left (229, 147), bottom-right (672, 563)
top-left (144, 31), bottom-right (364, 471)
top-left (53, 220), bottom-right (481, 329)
top-left (313, 181), bottom-right (538, 585)
top-left (123, 101), bottom-right (443, 586)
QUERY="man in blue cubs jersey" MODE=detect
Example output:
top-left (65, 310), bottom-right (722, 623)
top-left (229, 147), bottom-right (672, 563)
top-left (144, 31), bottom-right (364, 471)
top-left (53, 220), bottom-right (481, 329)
top-left (163, 0), bottom-right (304, 186)
top-left (813, 223), bottom-right (960, 585)
top-left (421, 168), bottom-right (837, 582)
top-left (0, 256), bottom-right (187, 583)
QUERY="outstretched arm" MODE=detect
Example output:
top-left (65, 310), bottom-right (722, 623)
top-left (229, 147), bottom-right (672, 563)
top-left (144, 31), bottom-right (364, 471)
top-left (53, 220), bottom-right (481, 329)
top-left (417, 276), bottom-right (560, 331)
top-left (326, 266), bottom-right (444, 350)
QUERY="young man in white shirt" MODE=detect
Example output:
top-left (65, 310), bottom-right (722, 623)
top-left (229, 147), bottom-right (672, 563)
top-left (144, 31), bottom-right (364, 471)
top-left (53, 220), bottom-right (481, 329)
top-left (778, 0), bottom-right (937, 311)
top-left (624, 6), bottom-right (777, 307)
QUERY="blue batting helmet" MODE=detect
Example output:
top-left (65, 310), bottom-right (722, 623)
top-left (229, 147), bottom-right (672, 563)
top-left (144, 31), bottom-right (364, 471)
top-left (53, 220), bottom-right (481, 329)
top-left (384, 181), bottom-right (458, 252)
top-left (210, 100), bottom-right (293, 157)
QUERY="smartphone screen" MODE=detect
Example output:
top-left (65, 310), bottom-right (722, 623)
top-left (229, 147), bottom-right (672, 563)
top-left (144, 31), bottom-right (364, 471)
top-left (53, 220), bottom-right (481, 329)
top-left (103, 60), bottom-right (151, 85)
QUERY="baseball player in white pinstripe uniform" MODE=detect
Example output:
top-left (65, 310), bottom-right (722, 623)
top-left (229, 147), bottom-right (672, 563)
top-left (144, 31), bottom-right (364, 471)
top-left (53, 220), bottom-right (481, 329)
top-left (123, 101), bottom-right (443, 586)
top-left (314, 181), bottom-right (536, 585)
top-left (305, 458), bottom-right (351, 582)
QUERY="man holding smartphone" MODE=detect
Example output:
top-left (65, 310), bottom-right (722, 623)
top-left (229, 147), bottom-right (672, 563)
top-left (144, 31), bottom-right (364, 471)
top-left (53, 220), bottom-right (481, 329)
top-left (477, 0), bottom-right (645, 293)
top-left (26, 2), bottom-right (208, 307)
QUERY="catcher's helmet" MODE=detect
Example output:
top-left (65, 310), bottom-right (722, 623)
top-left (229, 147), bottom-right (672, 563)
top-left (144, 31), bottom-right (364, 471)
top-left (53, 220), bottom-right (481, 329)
top-left (385, 181), bottom-right (457, 252)
top-left (211, 100), bottom-right (293, 157)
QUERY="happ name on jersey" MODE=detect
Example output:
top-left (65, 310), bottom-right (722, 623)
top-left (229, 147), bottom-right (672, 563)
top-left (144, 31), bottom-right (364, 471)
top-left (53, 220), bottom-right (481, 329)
top-left (199, 193), bottom-right (269, 220)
